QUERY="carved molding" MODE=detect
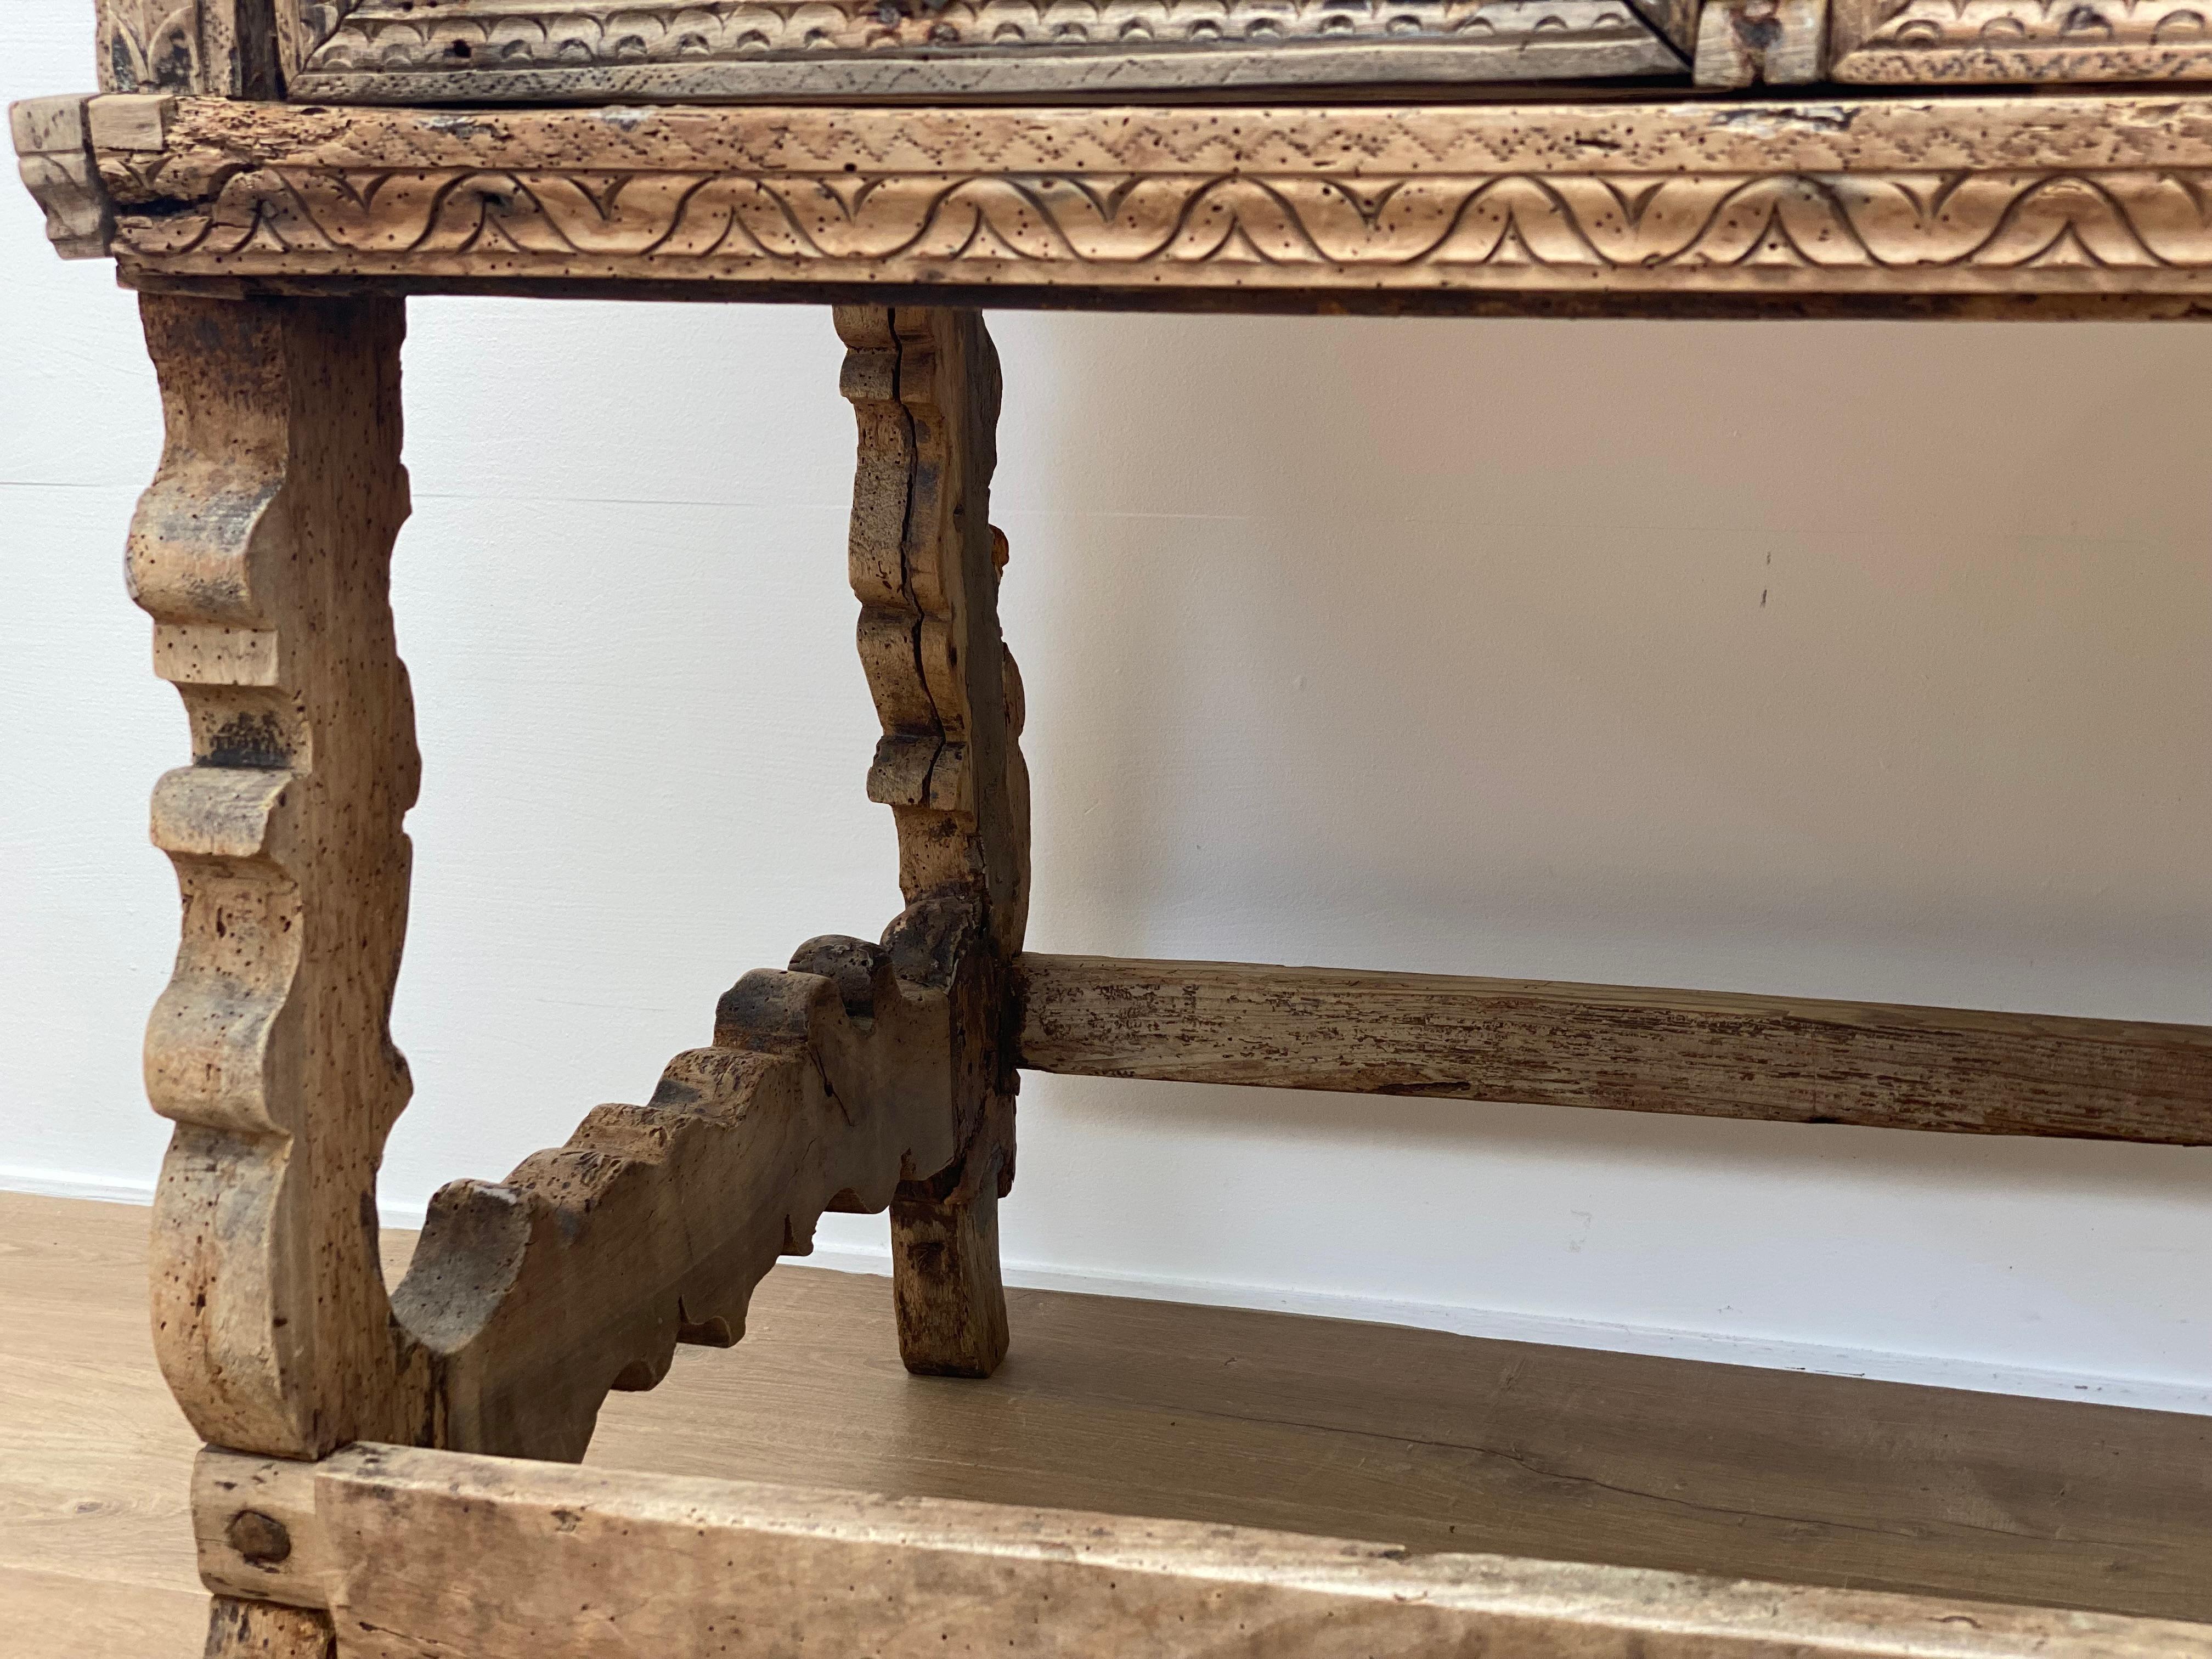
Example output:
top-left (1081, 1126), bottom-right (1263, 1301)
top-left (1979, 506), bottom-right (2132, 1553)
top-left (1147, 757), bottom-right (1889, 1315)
top-left (278, 0), bottom-right (1681, 98)
top-left (307, 0), bottom-right (1658, 61)
top-left (85, 97), bottom-right (2212, 303)
top-left (1831, 0), bottom-right (2212, 78)
top-left (10, 96), bottom-right (114, 260)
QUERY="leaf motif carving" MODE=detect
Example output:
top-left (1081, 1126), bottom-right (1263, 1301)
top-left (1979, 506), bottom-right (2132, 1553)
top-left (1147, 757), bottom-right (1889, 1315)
top-left (98, 1), bottom-right (203, 91)
top-left (301, 0), bottom-right (1658, 68)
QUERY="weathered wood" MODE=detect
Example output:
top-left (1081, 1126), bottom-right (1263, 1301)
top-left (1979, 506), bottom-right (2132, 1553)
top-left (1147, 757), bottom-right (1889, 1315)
top-left (193, 1444), bottom-right (2212, 1657)
top-left (1830, 0), bottom-right (2212, 83)
top-left (86, 95), bottom-right (2212, 308)
top-left (836, 307), bottom-right (1028, 1375)
top-left (202, 1598), bottom-right (332, 1659)
top-left (261, 0), bottom-right (2212, 98)
top-left (1015, 955), bottom-right (2212, 1143)
top-left (273, 0), bottom-right (1681, 105)
top-left (888, 1098), bottom-right (1013, 1377)
top-left (134, 294), bottom-right (431, 1463)
top-left (1692, 0), bottom-right (1829, 84)
top-left (9, 96), bottom-right (113, 261)
top-left (391, 925), bottom-right (969, 1459)
top-left (97, 0), bottom-right (279, 97)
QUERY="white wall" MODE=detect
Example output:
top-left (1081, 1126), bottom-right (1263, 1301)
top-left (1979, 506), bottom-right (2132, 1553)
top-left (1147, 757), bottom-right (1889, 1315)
top-left (6, 5), bottom-right (2208, 1410)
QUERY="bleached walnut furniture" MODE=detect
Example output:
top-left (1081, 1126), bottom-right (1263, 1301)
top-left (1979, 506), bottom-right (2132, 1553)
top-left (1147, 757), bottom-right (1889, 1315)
top-left (12, 0), bottom-right (2212, 1649)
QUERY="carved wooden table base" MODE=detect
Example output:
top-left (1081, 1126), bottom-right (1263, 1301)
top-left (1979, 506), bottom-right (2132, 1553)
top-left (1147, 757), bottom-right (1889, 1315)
top-left (10, 58), bottom-right (2212, 1659)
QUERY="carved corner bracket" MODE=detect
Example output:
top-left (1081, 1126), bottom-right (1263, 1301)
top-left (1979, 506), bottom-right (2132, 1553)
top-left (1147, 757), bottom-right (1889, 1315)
top-left (11, 97), bottom-right (115, 260)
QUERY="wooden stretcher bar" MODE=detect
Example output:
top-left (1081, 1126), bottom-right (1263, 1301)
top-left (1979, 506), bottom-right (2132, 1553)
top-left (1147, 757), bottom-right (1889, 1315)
top-left (1015, 954), bottom-right (2212, 1142)
top-left (191, 1444), bottom-right (2212, 1659)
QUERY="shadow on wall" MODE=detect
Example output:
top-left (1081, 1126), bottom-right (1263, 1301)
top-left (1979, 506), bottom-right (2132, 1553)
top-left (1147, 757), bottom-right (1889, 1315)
top-left (995, 313), bottom-right (2211, 1014)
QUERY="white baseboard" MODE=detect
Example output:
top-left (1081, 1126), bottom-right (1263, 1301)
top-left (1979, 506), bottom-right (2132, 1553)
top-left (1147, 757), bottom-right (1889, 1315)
top-left (1, 1163), bottom-right (160, 1207)
top-left (11, 1167), bottom-right (2205, 1417)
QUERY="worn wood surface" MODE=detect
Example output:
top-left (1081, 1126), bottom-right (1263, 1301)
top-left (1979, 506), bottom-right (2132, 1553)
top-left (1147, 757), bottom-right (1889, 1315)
top-left (1016, 955), bottom-right (2212, 1143)
top-left (279, 0), bottom-right (1682, 103)
top-left (201, 1599), bottom-right (334, 1658)
top-left (262, 0), bottom-right (2212, 98)
top-left (97, 0), bottom-right (279, 97)
top-left (123, 297), bottom-right (998, 1472)
top-left (1692, 0), bottom-right (1829, 84)
top-left (194, 1443), bottom-right (2212, 1657)
top-left (133, 294), bottom-right (430, 1465)
top-left (838, 307), bottom-right (1029, 1377)
top-left (8, 1190), bottom-right (2212, 1654)
top-left (1829, 0), bottom-right (2212, 83)
top-left (10, 97), bottom-right (112, 260)
top-left (393, 927), bottom-right (967, 1459)
top-left (86, 95), bottom-right (2212, 309)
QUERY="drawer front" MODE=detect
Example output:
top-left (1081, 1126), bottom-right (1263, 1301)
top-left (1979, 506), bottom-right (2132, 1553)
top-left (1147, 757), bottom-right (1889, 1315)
top-left (279, 0), bottom-right (1691, 99)
top-left (88, 0), bottom-right (2212, 100)
top-left (92, 0), bottom-right (1692, 100)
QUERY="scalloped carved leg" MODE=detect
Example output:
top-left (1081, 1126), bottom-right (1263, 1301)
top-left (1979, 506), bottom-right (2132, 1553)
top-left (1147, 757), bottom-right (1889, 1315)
top-left (133, 294), bottom-right (426, 1659)
top-left (135, 295), bottom-right (428, 1466)
top-left (836, 306), bottom-right (1029, 1378)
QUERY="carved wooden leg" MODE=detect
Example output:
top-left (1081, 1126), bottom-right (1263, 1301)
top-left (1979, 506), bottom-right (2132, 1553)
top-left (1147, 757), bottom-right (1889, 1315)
top-left (132, 294), bottom-right (427, 1654)
top-left (836, 307), bottom-right (1029, 1378)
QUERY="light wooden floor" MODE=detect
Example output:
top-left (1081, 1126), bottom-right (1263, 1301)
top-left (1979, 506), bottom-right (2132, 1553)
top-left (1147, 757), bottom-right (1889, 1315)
top-left (4, 1189), bottom-right (2208, 1656)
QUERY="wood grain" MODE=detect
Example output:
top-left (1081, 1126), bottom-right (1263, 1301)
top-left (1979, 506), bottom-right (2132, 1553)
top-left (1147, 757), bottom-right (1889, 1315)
top-left (132, 295), bottom-right (431, 1464)
top-left (1692, 0), bottom-right (1829, 85)
top-left (9, 97), bottom-right (112, 261)
top-left (263, 0), bottom-right (2212, 99)
top-left (87, 95), bottom-right (2212, 310)
top-left (1015, 955), bottom-right (2212, 1143)
top-left (274, 0), bottom-right (1683, 104)
top-left (837, 307), bottom-right (1030, 1376)
top-left (97, 0), bottom-right (279, 97)
top-left (7, 1192), bottom-right (2212, 1647)
top-left (392, 929), bottom-right (968, 1460)
top-left (0, 1565), bottom-right (208, 1659)
top-left (1829, 0), bottom-right (2212, 83)
top-left (194, 1443), bottom-right (2212, 1658)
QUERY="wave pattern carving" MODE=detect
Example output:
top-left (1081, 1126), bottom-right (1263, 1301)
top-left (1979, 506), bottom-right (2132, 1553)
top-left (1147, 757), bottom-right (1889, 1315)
top-left (1858, 0), bottom-right (2210, 49)
top-left (120, 167), bottom-right (2212, 271)
top-left (304, 0), bottom-right (1651, 67)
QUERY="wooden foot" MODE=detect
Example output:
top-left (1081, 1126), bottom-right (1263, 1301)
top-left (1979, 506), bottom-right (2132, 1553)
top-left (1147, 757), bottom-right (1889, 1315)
top-left (892, 1097), bottom-right (1014, 1377)
top-left (836, 306), bottom-right (1029, 1378)
top-left (202, 1596), bottom-right (332, 1658)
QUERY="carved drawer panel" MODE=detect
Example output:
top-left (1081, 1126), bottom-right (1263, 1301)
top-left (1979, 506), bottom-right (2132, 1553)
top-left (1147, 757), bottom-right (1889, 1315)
top-left (87, 0), bottom-right (2212, 104)
top-left (1829, 0), bottom-right (2212, 83)
top-left (103, 0), bottom-right (1697, 100)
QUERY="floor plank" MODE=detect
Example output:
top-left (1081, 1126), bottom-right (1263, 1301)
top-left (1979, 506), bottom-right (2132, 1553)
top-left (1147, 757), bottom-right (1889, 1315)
top-left (4, 1188), bottom-right (2208, 1657)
